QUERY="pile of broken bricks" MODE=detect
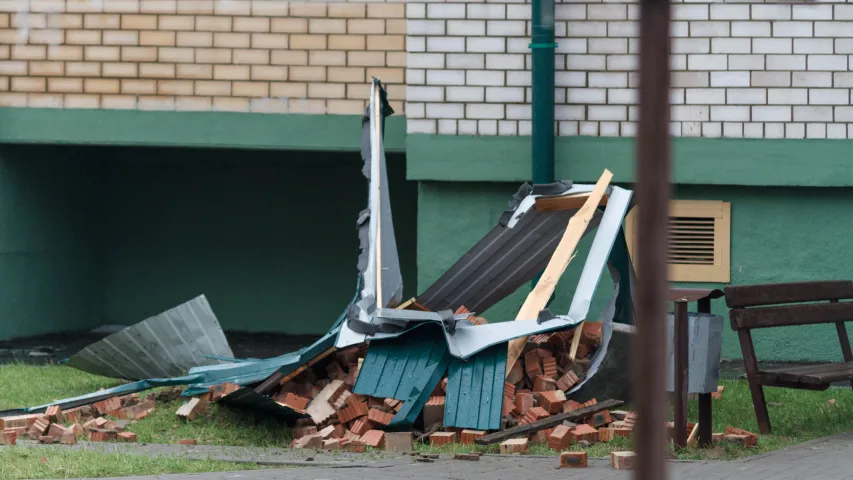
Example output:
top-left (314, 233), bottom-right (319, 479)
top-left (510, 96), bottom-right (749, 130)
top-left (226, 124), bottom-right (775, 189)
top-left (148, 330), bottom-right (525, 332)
top-left (0, 392), bottom-right (157, 446)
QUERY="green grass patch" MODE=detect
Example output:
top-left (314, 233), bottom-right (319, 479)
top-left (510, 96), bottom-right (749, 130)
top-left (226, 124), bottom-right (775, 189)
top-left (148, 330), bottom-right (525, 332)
top-left (126, 398), bottom-right (293, 447)
top-left (0, 446), bottom-right (267, 480)
top-left (0, 364), bottom-right (122, 411)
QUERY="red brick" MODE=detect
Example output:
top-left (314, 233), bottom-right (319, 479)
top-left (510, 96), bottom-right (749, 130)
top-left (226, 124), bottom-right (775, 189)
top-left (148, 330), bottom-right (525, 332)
top-left (531, 427), bottom-right (553, 444)
top-left (64, 409), bottom-right (82, 424)
top-left (177, 439), bottom-right (197, 445)
top-left (93, 396), bottom-right (122, 415)
top-left (725, 426), bottom-right (757, 442)
top-left (548, 424), bottom-right (573, 450)
top-left (429, 431), bottom-right (457, 446)
top-left (542, 357), bottom-right (558, 379)
top-left (440, 377), bottom-right (449, 392)
top-left (60, 432), bottom-right (77, 445)
top-left (280, 393), bottom-right (309, 411)
top-left (45, 405), bottom-right (64, 423)
top-left (499, 438), bottom-right (528, 454)
top-left (367, 408), bottom-right (394, 426)
top-left (504, 382), bottom-right (516, 398)
top-left (384, 398), bottom-right (402, 411)
top-left (423, 396), bottom-right (445, 429)
top-left (572, 424), bottom-right (598, 443)
top-left (338, 401), bottom-right (368, 424)
top-left (723, 434), bottom-right (757, 447)
top-left (0, 414), bottom-right (44, 430)
top-left (350, 417), bottom-right (373, 436)
top-left (323, 438), bottom-right (342, 450)
top-left (360, 429), bottom-right (385, 448)
top-left (88, 429), bottom-right (117, 442)
top-left (534, 375), bottom-right (557, 392)
top-left (580, 322), bottom-right (601, 344)
top-left (345, 393), bottom-right (367, 407)
top-left (624, 411), bottom-right (636, 430)
top-left (47, 423), bottom-right (70, 439)
top-left (118, 432), bottom-right (137, 442)
top-left (506, 361), bottom-right (524, 385)
top-left (349, 440), bottom-right (366, 452)
top-left (521, 407), bottom-right (550, 425)
top-left (556, 371), bottom-right (579, 391)
top-left (460, 429), bottom-right (486, 445)
top-left (175, 397), bottom-right (206, 420)
top-left (540, 390), bottom-right (566, 414)
top-left (383, 431), bottom-right (412, 452)
top-left (515, 392), bottom-right (534, 416)
top-left (454, 305), bottom-right (470, 315)
top-left (524, 350), bottom-right (542, 378)
top-left (293, 426), bottom-right (318, 439)
top-left (0, 430), bottom-right (16, 445)
top-left (39, 435), bottom-right (57, 444)
top-left (582, 398), bottom-right (598, 408)
top-left (611, 451), bottom-right (636, 470)
top-left (588, 410), bottom-right (612, 428)
top-left (29, 417), bottom-right (50, 438)
top-left (560, 451), bottom-right (587, 468)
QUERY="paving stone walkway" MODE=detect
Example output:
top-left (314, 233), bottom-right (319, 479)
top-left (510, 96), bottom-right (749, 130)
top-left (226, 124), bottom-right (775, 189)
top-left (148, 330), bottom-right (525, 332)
top-left (59, 430), bottom-right (853, 480)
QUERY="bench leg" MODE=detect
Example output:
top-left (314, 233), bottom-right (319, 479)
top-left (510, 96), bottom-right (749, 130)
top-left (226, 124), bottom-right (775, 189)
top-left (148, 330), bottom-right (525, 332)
top-left (738, 330), bottom-right (771, 434)
top-left (834, 321), bottom-right (853, 392)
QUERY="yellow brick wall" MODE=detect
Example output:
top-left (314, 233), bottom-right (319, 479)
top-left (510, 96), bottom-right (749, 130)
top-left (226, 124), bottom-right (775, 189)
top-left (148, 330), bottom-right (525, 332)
top-left (0, 1), bottom-right (406, 114)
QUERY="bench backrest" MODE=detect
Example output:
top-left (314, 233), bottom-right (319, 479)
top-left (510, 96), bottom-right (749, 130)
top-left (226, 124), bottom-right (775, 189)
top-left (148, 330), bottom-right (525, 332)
top-left (724, 281), bottom-right (853, 330)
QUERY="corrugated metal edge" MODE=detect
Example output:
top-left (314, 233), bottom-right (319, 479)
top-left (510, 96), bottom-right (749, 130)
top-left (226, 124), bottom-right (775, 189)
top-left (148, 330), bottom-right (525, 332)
top-left (66, 295), bottom-right (233, 380)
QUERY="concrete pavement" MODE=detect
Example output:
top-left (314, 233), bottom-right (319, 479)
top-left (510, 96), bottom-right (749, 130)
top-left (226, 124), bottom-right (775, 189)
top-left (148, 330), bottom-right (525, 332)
top-left (60, 430), bottom-right (853, 480)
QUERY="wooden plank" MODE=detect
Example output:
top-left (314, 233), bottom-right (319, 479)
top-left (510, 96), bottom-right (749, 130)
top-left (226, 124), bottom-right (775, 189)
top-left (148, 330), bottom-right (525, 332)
top-left (729, 302), bottom-right (853, 330)
top-left (759, 378), bottom-right (831, 391)
top-left (535, 193), bottom-right (608, 212)
top-left (768, 362), bottom-right (852, 383)
top-left (506, 169), bottom-right (613, 376)
top-left (800, 365), bottom-right (853, 384)
top-left (738, 330), bottom-right (771, 434)
top-left (473, 399), bottom-right (623, 445)
top-left (686, 422), bottom-right (700, 447)
top-left (568, 321), bottom-right (584, 361)
top-left (724, 281), bottom-right (853, 309)
top-left (370, 81), bottom-right (384, 307)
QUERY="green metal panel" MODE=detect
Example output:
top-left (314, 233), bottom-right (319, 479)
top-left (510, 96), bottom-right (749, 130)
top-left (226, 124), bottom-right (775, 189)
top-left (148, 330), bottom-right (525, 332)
top-left (444, 343), bottom-right (506, 431)
top-left (353, 325), bottom-right (450, 427)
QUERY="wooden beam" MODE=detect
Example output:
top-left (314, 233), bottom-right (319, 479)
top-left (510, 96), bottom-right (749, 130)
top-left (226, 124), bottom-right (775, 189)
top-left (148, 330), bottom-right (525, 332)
top-left (474, 399), bottom-right (623, 445)
top-left (252, 346), bottom-right (338, 395)
top-left (535, 193), bottom-right (609, 212)
top-left (506, 169), bottom-right (613, 376)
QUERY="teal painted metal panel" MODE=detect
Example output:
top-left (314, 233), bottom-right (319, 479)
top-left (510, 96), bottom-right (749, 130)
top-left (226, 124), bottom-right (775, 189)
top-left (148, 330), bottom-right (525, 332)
top-left (444, 343), bottom-right (506, 431)
top-left (354, 325), bottom-right (450, 428)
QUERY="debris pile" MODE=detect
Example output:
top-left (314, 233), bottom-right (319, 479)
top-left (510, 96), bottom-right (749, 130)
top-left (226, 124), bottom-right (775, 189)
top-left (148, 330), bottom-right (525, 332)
top-left (0, 391), bottom-right (162, 446)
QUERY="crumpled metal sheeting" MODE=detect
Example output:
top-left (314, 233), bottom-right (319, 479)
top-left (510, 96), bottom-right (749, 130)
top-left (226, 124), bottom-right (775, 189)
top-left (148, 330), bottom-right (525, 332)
top-left (65, 295), bottom-right (233, 380)
top-left (337, 79), bottom-right (403, 350)
top-left (444, 343), bottom-right (506, 431)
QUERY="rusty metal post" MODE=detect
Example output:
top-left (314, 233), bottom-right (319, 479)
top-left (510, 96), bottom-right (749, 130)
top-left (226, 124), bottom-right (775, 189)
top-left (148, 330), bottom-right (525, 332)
top-left (673, 300), bottom-right (688, 449)
top-left (633, 0), bottom-right (672, 477)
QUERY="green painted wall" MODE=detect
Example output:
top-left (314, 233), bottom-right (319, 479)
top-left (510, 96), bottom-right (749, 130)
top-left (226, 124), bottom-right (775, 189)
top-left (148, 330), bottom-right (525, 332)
top-left (100, 147), bottom-right (417, 334)
top-left (0, 145), bottom-right (103, 340)
top-left (0, 143), bottom-right (417, 340)
top-left (417, 181), bottom-right (853, 363)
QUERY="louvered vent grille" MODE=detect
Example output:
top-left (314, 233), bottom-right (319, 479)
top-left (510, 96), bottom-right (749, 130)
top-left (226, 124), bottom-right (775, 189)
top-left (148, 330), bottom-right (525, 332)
top-left (668, 216), bottom-right (716, 265)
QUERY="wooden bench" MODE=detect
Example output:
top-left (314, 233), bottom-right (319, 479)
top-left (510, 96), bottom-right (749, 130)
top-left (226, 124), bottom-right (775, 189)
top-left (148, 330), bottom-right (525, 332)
top-left (724, 281), bottom-right (853, 434)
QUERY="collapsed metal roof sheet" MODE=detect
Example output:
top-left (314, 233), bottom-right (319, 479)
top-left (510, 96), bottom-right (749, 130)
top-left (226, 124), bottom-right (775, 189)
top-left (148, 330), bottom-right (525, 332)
top-left (444, 343), bottom-right (506, 431)
top-left (65, 295), bottom-right (233, 380)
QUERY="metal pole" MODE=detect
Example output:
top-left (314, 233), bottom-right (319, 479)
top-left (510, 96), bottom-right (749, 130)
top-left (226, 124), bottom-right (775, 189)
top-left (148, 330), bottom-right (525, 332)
top-left (530, 0), bottom-right (555, 185)
top-left (633, 0), bottom-right (672, 477)
top-left (673, 300), bottom-right (688, 449)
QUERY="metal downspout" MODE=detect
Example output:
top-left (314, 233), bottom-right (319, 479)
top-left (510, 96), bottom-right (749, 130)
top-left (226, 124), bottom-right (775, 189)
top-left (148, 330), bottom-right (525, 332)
top-left (530, 0), bottom-right (556, 291)
top-left (530, 0), bottom-right (556, 185)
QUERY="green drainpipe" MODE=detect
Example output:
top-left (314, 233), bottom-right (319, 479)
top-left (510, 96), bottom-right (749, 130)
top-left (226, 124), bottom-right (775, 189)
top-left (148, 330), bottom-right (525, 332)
top-left (530, 0), bottom-right (556, 185)
top-left (530, 0), bottom-right (556, 293)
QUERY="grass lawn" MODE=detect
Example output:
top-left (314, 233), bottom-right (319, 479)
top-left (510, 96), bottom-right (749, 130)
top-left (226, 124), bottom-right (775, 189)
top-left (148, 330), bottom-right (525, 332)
top-left (0, 446), bottom-right (267, 480)
top-left (3, 363), bottom-right (853, 468)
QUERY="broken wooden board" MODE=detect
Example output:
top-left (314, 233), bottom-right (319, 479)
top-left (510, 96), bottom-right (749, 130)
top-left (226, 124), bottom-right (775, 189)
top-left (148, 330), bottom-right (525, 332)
top-left (474, 398), bottom-right (623, 445)
top-left (506, 169), bottom-right (613, 375)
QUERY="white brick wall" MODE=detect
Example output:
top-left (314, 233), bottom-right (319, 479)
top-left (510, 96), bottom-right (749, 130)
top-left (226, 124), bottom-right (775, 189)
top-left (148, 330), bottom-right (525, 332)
top-left (406, 1), bottom-right (853, 139)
